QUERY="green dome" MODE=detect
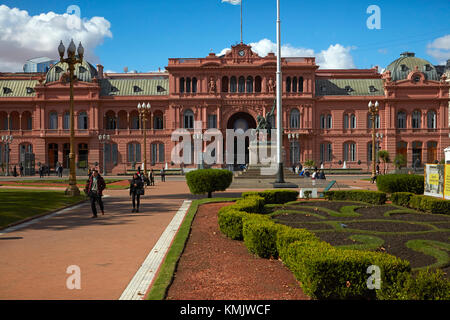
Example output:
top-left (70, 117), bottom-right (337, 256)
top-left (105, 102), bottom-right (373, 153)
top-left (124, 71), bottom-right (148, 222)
top-left (45, 59), bottom-right (98, 83)
top-left (386, 52), bottom-right (438, 81)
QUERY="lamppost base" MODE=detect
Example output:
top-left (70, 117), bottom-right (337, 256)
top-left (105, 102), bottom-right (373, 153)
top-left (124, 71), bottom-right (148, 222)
top-left (65, 185), bottom-right (81, 196)
top-left (274, 163), bottom-right (285, 184)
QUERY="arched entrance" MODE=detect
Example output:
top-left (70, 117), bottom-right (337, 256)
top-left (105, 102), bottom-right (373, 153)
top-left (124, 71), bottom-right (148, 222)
top-left (226, 112), bottom-right (256, 170)
top-left (48, 143), bottom-right (58, 169)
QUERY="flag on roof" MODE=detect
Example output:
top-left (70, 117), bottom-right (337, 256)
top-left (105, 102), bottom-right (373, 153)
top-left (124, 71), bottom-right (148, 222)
top-left (222, 0), bottom-right (241, 5)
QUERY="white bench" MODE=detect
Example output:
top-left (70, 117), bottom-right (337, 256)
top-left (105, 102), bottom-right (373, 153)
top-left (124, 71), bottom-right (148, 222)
top-left (299, 188), bottom-right (318, 199)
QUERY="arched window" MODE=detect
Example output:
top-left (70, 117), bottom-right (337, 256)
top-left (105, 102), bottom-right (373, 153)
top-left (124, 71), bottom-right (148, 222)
top-left (230, 76), bottom-right (237, 93)
top-left (344, 114), bottom-right (349, 129)
top-left (326, 114), bottom-right (332, 129)
top-left (192, 77), bottom-right (197, 93)
top-left (255, 76), bottom-right (262, 93)
top-left (153, 112), bottom-right (164, 129)
top-left (222, 76), bottom-right (229, 93)
top-left (63, 112), bottom-right (70, 130)
top-left (350, 114), bottom-right (356, 129)
top-left (290, 109), bottom-right (300, 129)
top-left (128, 142), bottom-right (141, 163)
top-left (106, 112), bottom-right (116, 130)
top-left (320, 115), bottom-right (326, 129)
top-left (320, 142), bottom-right (333, 162)
top-left (131, 114), bottom-right (140, 129)
top-left (427, 141), bottom-right (438, 163)
top-left (286, 77), bottom-right (291, 93)
top-left (104, 143), bottom-right (118, 165)
top-left (298, 77), bottom-right (304, 92)
top-left (183, 109), bottom-right (194, 129)
top-left (186, 77), bottom-right (191, 93)
top-left (49, 112), bottom-right (58, 129)
top-left (78, 111), bottom-right (88, 130)
top-left (246, 76), bottom-right (253, 93)
top-left (427, 110), bottom-right (436, 129)
top-left (412, 110), bottom-right (421, 129)
top-left (179, 78), bottom-right (185, 93)
top-left (397, 111), bottom-right (406, 129)
top-left (238, 76), bottom-right (245, 93)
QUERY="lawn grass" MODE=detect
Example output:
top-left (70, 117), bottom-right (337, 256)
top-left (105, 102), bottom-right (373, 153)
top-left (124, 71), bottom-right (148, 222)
top-left (0, 189), bottom-right (87, 228)
top-left (146, 197), bottom-right (238, 300)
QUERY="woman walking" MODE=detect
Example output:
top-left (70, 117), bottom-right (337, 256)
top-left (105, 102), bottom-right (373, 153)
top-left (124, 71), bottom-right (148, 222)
top-left (130, 173), bottom-right (144, 213)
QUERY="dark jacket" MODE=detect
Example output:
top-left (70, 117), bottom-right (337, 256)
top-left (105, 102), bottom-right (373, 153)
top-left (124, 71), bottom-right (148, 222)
top-left (130, 178), bottom-right (144, 195)
top-left (85, 175), bottom-right (106, 196)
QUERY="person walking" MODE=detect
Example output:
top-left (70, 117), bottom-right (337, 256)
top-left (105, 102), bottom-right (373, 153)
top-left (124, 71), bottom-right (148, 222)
top-left (39, 165), bottom-right (43, 178)
top-left (160, 167), bottom-right (165, 182)
top-left (129, 173), bottom-right (144, 213)
top-left (13, 165), bottom-right (17, 177)
top-left (84, 170), bottom-right (106, 218)
top-left (19, 163), bottom-right (24, 177)
top-left (149, 169), bottom-right (155, 186)
top-left (58, 164), bottom-right (63, 177)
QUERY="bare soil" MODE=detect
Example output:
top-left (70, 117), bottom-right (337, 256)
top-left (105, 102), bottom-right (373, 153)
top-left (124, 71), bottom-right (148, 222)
top-left (166, 202), bottom-right (309, 300)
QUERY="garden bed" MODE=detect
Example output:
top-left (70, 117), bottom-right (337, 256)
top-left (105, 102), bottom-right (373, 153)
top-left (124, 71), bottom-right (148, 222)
top-left (165, 202), bottom-right (309, 300)
top-left (270, 201), bottom-right (450, 273)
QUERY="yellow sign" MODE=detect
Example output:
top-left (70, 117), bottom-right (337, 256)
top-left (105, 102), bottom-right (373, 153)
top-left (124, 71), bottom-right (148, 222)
top-left (444, 165), bottom-right (450, 200)
top-left (429, 173), bottom-right (440, 186)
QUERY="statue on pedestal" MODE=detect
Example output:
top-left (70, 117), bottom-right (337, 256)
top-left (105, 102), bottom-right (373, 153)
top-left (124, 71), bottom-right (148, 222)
top-left (256, 99), bottom-right (276, 135)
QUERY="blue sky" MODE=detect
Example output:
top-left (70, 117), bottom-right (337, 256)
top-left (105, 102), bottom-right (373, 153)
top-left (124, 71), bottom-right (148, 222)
top-left (1, 0), bottom-right (449, 72)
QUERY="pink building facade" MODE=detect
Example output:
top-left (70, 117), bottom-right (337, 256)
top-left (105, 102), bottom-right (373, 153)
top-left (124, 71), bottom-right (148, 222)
top-left (0, 44), bottom-right (449, 174)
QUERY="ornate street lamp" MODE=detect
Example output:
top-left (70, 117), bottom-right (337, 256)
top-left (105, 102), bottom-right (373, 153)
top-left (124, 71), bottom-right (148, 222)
top-left (1, 135), bottom-right (13, 176)
top-left (98, 134), bottom-right (111, 176)
top-left (368, 101), bottom-right (380, 181)
top-left (59, 39), bottom-right (84, 196)
top-left (137, 102), bottom-right (151, 176)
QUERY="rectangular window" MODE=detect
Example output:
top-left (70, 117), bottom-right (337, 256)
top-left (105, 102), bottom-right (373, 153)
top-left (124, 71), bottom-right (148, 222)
top-left (208, 114), bottom-right (217, 129)
top-left (151, 144), bottom-right (157, 164)
top-left (159, 143), bottom-right (165, 163)
top-left (327, 143), bottom-right (332, 162)
top-left (320, 143), bottom-right (325, 162)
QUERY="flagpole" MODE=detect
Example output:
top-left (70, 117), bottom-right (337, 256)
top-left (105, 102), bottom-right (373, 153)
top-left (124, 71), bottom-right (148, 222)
top-left (240, 0), bottom-right (243, 43)
top-left (275, 0), bottom-right (285, 183)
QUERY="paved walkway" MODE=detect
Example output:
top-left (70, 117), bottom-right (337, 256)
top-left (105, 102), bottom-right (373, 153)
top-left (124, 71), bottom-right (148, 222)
top-left (0, 180), bottom-right (192, 300)
top-left (0, 175), bottom-right (378, 300)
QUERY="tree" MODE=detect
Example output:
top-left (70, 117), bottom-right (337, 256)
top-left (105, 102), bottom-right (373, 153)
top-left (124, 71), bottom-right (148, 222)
top-left (304, 160), bottom-right (316, 168)
top-left (377, 150), bottom-right (390, 174)
top-left (186, 169), bottom-right (233, 198)
top-left (394, 154), bottom-right (407, 170)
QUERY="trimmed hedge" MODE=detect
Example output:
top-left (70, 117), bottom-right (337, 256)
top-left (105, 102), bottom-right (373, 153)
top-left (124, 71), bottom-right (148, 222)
top-left (390, 192), bottom-right (414, 207)
top-left (377, 268), bottom-right (450, 300)
top-left (242, 190), bottom-right (298, 204)
top-left (284, 240), bottom-right (411, 300)
top-left (276, 225), bottom-right (319, 261)
top-left (376, 174), bottom-right (424, 194)
top-left (186, 169), bottom-right (233, 198)
top-left (217, 206), bottom-right (251, 240)
top-left (324, 190), bottom-right (387, 205)
top-left (242, 216), bottom-right (281, 259)
top-left (232, 195), bottom-right (265, 213)
top-left (409, 195), bottom-right (450, 214)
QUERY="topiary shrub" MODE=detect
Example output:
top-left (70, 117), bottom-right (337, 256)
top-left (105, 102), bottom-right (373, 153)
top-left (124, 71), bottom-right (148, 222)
top-left (390, 192), bottom-right (414, 207)
top-left (242, 190), bottom-right (298, 204)
top-left (324, 190), bottom-right (387, 205)
top-left (376, 174), bottom-right (424, 194)
top-left (377, 268), bottom-right (450, 300)
top-left (409, 195), bottom-right (450, 214)
top-left (242, 215), bottom-right (281, 259)
top-left (284, 240), bottom-right (411, 300)
top-left (186, 169), bottom-right (233, 198)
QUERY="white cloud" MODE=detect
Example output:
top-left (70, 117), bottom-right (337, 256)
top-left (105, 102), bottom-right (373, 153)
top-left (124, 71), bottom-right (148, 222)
top-left (221, 0), bottom-right (241, 5)
top-left (427, 34), bottom-right (450, 64)
top-left (0, 5), bottom-right (112, 72)
top-left (219, 39), bottom-right (356, 69)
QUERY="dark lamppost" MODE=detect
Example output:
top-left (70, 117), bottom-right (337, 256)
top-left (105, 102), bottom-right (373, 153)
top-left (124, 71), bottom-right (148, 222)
top-left (98, 134), bottom-right (111, 176)
top-left (1, 135), bottom-right (13, 176)
top-left (137, 102), bottom-right (151, 177)
top-left (58, 39), bottom-right (84, 196)
top-left (368, 100), bottom-right (380, 181)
